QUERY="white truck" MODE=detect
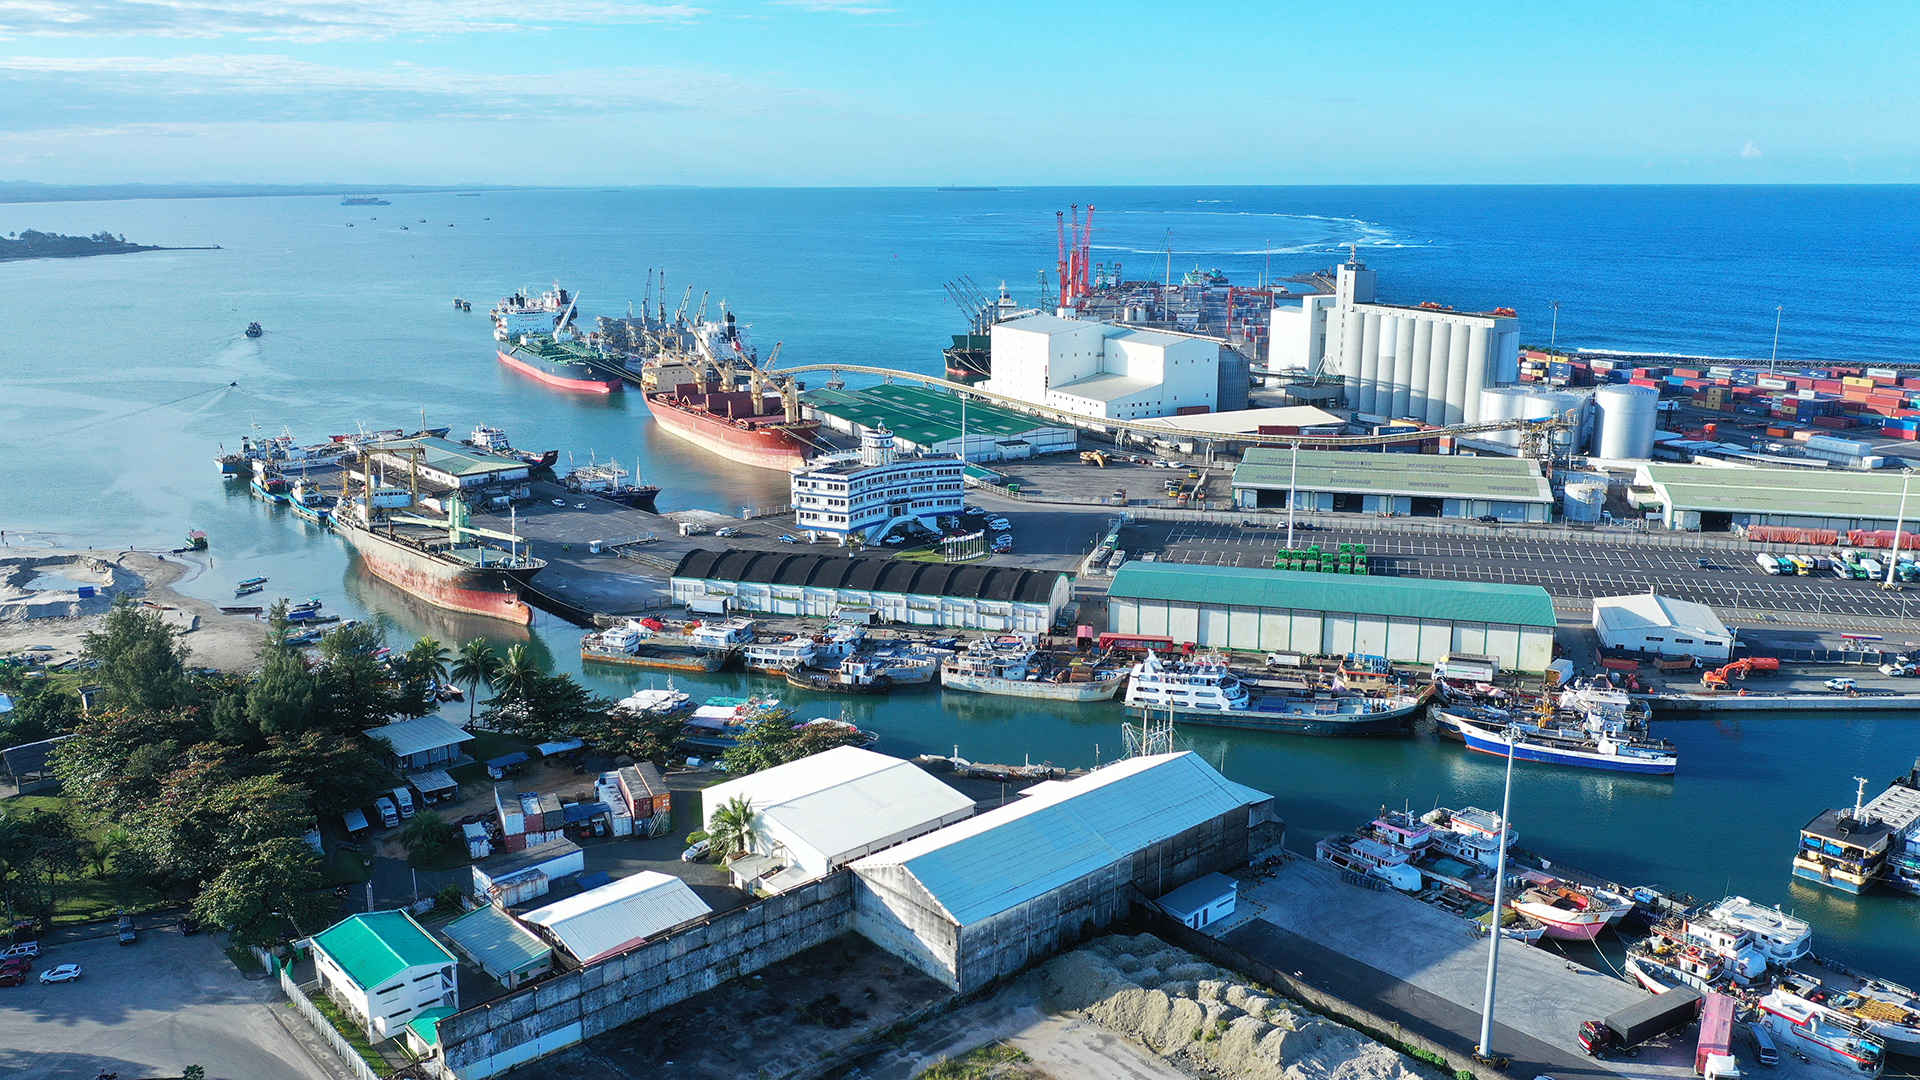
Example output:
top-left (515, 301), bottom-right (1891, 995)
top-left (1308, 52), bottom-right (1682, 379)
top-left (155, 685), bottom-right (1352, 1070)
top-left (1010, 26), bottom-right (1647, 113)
top-left (374, 796), bottom-right (399, 829)
top-left (390, 786), bottom-right (415, 819)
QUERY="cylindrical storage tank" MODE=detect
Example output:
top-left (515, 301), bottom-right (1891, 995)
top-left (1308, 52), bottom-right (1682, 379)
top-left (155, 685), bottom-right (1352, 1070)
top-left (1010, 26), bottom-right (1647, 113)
top-left (1563, 481), bottom-right (1606, 522)
top-left (1593, 384), bottom-right (1660, 459)
top-left (1518, 389), bottom-right (1581, 451)
top-left (1478, 387), bottom-right (1529, 446)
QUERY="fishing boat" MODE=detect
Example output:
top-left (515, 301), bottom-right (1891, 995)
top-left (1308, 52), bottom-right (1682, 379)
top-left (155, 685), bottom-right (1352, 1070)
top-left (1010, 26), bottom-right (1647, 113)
top-left (741, 637), bottom-right (819, 674)
top-left (794, 713), bottom-right (880, 747)
top-left (561, 456), bottom-right (660, 513)
top-left (1123, 650), bottom-right (1427, 735)
top-left (677, 697), bottom-right (785, 751)
top-left (1706, 896), bottom-right (1812, 967)
top-left (290, 598), bottom-right (323, 613)
top-left (1419, 806), bottom-right (1517, 868)
top-left (1624, 913), bottom-right (1769, 994)
top-left (1793, 764), bottom-right (1920, 895)
top-left (582, 623), bottom-right (728, 672)
top-left (1435, 709), bottom-right (1677, 775)
top-left (288, 480), bottom-right (337, 526)
top-left (1507, 881), bottom-right (1625, 941)
top-left (219, 605), bottom-right (263, 615)
top-left (231, 585), bottom-right (264, 597)
top-left (1315, 832), bottom-right (1423, 891)
top-left (785, 656), bottom-right (893, 695)
top-left (236, 576), bottom-right (269, 589)
top-left (245, 322), bottom-right (263, 338)
top-left (611, 684), bottom-right (695, 720)
top-left (940, 636), bottom-right (1126, 701)
top-left (1779, 970), bottom-right (1920, 1058)
top-left (1760, 983), bottom-right (1886, 1076)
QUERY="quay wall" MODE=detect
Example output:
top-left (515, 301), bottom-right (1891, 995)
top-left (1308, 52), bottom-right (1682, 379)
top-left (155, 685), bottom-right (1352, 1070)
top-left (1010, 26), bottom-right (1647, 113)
top-left (433, 872), bottom-right (855, 1079)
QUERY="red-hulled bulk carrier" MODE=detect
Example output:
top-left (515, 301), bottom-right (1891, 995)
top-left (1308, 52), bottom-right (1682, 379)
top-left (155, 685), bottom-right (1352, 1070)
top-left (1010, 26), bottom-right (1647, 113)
top-left (645, 382), bottom-right (818, 472)
top-left (335, 473), bottom-right (545, 624)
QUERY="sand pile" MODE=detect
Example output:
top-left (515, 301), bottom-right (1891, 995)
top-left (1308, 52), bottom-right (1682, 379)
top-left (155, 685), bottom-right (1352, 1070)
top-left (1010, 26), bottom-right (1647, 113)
top-left (1040, 934), bottom-right (1433, 1080)
top-left (0, 554), bottom-right (134, 620)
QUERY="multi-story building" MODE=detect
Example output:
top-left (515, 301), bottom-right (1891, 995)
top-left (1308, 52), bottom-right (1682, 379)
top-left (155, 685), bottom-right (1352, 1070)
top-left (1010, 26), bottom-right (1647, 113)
top-left (791, 428), bottom-right (963, 543)
top-left (982, 314), bottom-right (1221, 421)
top-left (310, 910), bottom-right (459, 1040)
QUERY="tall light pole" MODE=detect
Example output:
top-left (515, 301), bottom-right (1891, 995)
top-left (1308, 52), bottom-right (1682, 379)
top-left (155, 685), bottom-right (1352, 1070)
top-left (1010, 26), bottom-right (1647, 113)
top-left (1287, 441), bottom-right (1301, 552)
top-left (1477, 727), bottom-right (1517, 1060)
top-left (1888, 467), bottom-right (1914, 589)
top-left (1770, 306), bottom-right (1783, 374)
top-left (1549, 300), bottom-right (1560, 352)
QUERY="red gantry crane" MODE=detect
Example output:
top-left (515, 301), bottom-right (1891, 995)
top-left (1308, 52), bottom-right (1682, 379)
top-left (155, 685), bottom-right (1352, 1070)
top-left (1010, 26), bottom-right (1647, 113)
top-left (1056, 204), bottom-right (1095, 309)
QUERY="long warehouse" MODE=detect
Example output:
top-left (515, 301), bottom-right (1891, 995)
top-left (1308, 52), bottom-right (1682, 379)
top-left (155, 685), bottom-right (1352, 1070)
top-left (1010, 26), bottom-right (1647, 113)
top-left (1231, 448), bottom-right (1554, 522)
top-left (803, 384), bottom-right (1077, 463)
top-left (1636, 463), bottom-right (1919, 533)
top-left (670, 550), bottom-right (1070, 633)
top-left (1106, 563), bottom-right (1556, 671)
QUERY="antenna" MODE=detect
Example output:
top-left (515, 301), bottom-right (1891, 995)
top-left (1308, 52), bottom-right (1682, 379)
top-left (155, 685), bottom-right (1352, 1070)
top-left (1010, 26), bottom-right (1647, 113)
top-left (1853, 776), bottom-right (1872, 821)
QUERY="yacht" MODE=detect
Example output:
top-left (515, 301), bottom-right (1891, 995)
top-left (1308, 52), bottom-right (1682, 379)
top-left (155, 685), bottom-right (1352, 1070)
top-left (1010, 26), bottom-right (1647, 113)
top-left (741, 637), bottom-right (818, 673)
top-left (1706, 896), bottom-right (1812, 967)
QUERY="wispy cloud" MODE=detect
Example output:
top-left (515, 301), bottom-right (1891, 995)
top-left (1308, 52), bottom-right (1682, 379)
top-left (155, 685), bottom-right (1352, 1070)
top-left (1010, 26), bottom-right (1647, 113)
top-left (0, 0), bottom-right (703, 41)
top-left (1740, 141), bottom-right (1763, 159)
top-left (767, 0), bottom-right (891, 13)
top-left (0, 53), bottom-right (823, 127)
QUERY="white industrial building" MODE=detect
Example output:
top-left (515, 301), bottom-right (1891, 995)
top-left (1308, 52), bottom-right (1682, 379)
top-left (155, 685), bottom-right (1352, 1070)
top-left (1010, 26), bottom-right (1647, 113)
top-left (671, 551), bottom-right (1071, 633)
top-left (703, 746), bottom-right (977, 894)
top-left (309, 911), bottom-right (458, 1041)
top-left (850, 752), bottom-right (1277, 992)
top-left (1107, 563), bottom-right (1557, 672)
top-left (1269, 256), bottom-right (1520, 426)
top-left (1592, 594), bottom-right (1733, 660)
top-left (983, 314), bottom-right (1221, 421)
top-left (520, 871), bottom-right (712, 966)
top-left (791, 429), bottom-right (964, 543)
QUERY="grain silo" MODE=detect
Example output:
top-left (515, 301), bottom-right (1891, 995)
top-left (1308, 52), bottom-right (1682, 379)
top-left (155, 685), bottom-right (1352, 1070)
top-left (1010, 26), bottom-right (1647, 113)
top-left (1593, 384), bottom-right (1660, 460)
top-left (1478, 387), bottom-right (1531, 447)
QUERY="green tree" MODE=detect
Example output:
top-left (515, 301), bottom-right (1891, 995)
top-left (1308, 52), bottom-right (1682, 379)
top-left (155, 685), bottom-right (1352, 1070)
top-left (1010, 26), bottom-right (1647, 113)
top-left (706, 795), bottom-right (757, 860)
top-left (485, 672), bottom-right (613, 744)
top-left (400, 811), bottom-right (458, 865)
top-left (83, 597), bottom-right (190, 711)
top-left (449, 639), bottom-right (500, 723)
top-left (191, 835), bottom-right (335, 947)
top-left (492, 644), bottom-right (538, 703)
top-left (120, 759), bottom-right (311, 888)
top-left (721, 712), bottom-right (867, 776)
top-left (404, 636), bottom-right (452, 688)
top-left (248, 644), bottom-right (318, 737)
top-left (51, 706), bottom-right (213, 811)
top-left (263, 731), bottom-right (395, 817)
top-left (0, 681), bottom-right (81, 746)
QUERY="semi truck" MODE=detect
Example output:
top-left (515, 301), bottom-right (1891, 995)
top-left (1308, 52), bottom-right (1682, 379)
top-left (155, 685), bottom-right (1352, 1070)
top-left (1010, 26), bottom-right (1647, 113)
top-left (1696, 992), bottom-right (1741, 1080)
top-left (1579, 985), bottom-right (1702, 1057)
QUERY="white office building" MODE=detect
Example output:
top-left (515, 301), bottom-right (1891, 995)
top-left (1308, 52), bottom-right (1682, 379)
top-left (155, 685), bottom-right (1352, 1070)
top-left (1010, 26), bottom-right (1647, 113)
top-left (1592, 593), bottom-right (1733, 660)
top-left (1269, 257), bottom-right (1520, 426)
top-left (791, 429), bottom-right (964, 543)
top-left (983, 314), bottom-right (1220, 421)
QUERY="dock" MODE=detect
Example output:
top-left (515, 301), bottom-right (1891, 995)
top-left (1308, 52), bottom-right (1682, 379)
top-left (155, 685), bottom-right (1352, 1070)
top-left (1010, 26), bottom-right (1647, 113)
top-left (1195, 858), bottom-right (1836, 1080)
top-left (1643, 692), bottom-right (1920, 713)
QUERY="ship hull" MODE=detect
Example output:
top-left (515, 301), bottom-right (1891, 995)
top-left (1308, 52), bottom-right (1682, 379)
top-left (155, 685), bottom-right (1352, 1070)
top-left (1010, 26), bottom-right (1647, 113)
top-left (645, 393), bottom-right (816, 472)
top-left (943, 671), bottom-right (1126, 701)
top-left (1509, 901), bottom-right (1609, 941)
top-left (497, 349), bottom-right (623, 394)
top-left (583, 647), bottom-right (727, 673)
top-left (1126, 691), bottom-right (1425, 735)
top-left (337, 521), bottom-right (535, 625)
top-left (1792, 859), bottom-right (1874, 894)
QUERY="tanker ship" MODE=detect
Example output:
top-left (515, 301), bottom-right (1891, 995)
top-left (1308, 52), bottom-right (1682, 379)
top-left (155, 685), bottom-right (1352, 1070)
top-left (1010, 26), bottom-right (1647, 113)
top-left (496, 336), bottom-right (624, 394)
top-left (335, 488), bottom-right (545, 625)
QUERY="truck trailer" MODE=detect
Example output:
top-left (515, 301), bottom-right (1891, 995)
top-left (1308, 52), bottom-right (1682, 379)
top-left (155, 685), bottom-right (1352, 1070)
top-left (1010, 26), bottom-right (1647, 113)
top-left (1580, 986), bottom-right (1702, 1056)
top-left (1697, 993), bottom-right (1741, 1080)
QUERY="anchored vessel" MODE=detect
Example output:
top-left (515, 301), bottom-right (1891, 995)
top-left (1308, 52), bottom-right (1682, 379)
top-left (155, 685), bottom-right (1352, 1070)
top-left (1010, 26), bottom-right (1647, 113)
top-left (1123, 651), bottom-right (1427, 735)
top-left (940, 636), bottom-right (1126, 701)
top-left (1793, 765), bottom-right (1920, 894)
top-left (641, 310), bottom-right (819, 472)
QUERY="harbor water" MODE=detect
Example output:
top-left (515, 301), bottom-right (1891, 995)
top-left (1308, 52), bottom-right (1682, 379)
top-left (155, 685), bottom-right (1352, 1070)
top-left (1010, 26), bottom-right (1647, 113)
top-left (2, 185), bottom-right (1917, 988)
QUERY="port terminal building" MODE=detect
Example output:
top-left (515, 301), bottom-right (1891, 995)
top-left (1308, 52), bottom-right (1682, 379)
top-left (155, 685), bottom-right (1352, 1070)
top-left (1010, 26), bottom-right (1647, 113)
top-left (670, 550), bottom-right (1070, 633)
top-left (791, 429), bottom-right (964, 543)
top-left (1591, 593), bottom-right (1732, 660)
top-left (850, 751), bottom-right (1277, 992)
top-left (1636, 462), bottom-right (1920, 532)
top-left (1230, 448), bottom-right (1554, 522)
top-left (981, 314), bottom-right (1224, 421)
top-left (803, 384), bottom-right (1076, 463)
top-left (366, 436), bottom-right (533, 508)
top-left (1106, 563), bottom-right (1556, 671)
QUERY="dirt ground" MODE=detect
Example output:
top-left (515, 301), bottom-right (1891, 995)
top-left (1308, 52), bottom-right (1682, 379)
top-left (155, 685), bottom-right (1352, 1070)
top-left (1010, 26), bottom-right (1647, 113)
top-left (0, 547), bottom-right (266, 673)
top-left (508, 933), bottom-right (953, 1080)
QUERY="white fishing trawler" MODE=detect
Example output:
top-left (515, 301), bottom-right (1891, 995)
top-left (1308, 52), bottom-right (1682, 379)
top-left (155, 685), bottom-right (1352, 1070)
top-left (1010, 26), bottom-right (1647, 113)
top-left (1123, 651), bottom-right (1427, 736)
top-left (741, 637), bottom-right (818, 673)
top-left (1760, 981), bottom-right (1886, 1076)
top-left (941, 637), bottom-right (1126, 701)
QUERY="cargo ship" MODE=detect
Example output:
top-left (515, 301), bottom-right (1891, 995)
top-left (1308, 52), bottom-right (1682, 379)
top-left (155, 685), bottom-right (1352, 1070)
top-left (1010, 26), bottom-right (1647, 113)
top-left (641, 309), bottom-right (820, 472)
top-left (940, 280), bottom-right (1028, 383)
top-left (490, 283), bottom-right (575, 341)
top-left (496, 336), bottom-right (624, 394)
top-left (341, 195), bottom-right (390, 206)
top-left (334, 482), bottom-right (544, 625)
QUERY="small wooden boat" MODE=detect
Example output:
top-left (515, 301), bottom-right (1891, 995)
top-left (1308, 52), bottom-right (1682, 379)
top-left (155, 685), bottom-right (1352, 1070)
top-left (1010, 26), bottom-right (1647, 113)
top-left (219, 606), bottom-right (264, 615)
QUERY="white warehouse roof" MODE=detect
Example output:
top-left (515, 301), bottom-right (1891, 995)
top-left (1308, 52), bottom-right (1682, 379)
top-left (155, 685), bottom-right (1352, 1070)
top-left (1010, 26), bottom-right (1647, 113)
top-left (702, 746), bottom-right (977, 866)
top-left (852, 752), bottom-right (1271, 927)
top-left (1592, 593), bottom-right (1730, 641)
top-left (520, 871), bottom-right (710, 964)
top-left (362, 715), bottom-right (474, 759)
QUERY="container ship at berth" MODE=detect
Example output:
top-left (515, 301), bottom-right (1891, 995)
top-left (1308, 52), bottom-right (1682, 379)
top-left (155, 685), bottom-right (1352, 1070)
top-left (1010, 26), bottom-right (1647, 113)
top-left (334, 467), bottom-right (544, 625)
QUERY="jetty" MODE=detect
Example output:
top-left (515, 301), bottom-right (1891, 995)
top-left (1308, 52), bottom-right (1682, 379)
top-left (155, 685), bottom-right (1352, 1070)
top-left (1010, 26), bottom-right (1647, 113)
top-left (1642, 692), bottom-right (1920, 713)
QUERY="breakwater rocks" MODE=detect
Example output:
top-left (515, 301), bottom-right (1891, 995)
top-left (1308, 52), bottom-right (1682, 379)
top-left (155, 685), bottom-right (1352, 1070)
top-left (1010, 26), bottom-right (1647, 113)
top-left (1040, 934), bottom-right (1435, 1080)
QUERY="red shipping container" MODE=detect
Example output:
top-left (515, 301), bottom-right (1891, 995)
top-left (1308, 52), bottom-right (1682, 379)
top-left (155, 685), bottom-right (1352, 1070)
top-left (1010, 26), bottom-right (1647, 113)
top-left (1812, 416), bottom-right (1852, 429)
top-left (1673, 368), bottom-right (1700, 378)
top-left (1816, 380), bottom-right (1843, 392)
top-left (1630, 377), bottom-right (1661, 389)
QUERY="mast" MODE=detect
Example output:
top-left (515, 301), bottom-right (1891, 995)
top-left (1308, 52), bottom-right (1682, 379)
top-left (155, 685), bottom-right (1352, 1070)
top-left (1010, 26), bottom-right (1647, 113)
top-left (1476, 726), bottom-right (1517, 1060)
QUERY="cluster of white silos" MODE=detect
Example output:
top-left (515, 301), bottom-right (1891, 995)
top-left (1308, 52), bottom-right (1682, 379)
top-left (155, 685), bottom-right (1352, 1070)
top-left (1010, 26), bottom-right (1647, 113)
top-left (1591, 384), bottom-right (1661, 460)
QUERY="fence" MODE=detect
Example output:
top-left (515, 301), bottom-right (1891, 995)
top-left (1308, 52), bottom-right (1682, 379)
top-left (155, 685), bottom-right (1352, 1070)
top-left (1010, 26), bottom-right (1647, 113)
top-left (277, 964), bottom-right (385, 1080)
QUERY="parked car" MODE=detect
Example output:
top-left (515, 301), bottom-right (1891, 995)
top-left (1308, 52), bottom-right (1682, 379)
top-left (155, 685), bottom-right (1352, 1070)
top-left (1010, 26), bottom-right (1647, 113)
top-left (117, 914), bottom-right (136, 946)
top-left (1697, 558), bottom-right (1714, 569)
top-left (178, 917), bottom-right (201, 936)
top-left (1825, 678), bottom-right (1859, 692)
top-left (0, 969), bottom-right (25, 987)
top-left (778, 534), bottom-right (798, 544)
top-left (39, 964), bottom-right (82, 984)
top-left (715, 526), bottom-right (740, 538)
top-left (0, 957), bottom-right (30, 975)
top-left (987, 518), bottom-right (1012, 531)
top-left (681, 839), bottom-right (711, 863)
top-left (1, 943), bottom-right (39, 960)
top-left (1476, 515), bottom-right (1501, 524)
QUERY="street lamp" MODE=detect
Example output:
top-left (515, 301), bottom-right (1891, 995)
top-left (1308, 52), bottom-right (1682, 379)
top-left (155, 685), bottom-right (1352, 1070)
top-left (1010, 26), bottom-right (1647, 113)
top-left (1477, 726), bottom-right (1517, 1061)
top-left (1287, 441), bottom-right (1301, 552)
top-left (1770, 306), bottom-right (1783, 374)
top-left (1887, 467), bottom-right (1915, 590)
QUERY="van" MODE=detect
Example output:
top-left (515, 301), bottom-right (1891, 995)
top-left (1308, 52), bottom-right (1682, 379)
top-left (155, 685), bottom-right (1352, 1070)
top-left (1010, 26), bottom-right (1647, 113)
top-left (117, 914), bottom-right (136, 946)
top-left (390, 786), bottom-right (415, 819)
top-left (1747, 1022), bottom-right (1779, 1066)
top-left (374, 796), bottom-right (399, 829)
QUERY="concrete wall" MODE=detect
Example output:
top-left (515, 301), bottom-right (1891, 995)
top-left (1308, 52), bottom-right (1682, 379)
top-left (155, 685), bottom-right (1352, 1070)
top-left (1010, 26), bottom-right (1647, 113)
top-left (435, 872), bottom-right (855, 1079)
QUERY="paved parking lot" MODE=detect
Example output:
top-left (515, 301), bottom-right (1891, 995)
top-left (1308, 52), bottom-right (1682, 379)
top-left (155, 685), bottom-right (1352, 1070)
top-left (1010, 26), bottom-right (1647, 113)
top-left (1147, 525), bottom-right (1920, 621)
top-left (0, 924), bottom-right (329, 1080)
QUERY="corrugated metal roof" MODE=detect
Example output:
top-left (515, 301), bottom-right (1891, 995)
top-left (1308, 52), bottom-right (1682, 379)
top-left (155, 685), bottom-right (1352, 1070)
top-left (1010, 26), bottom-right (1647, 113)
top-left (703, 746), bottom-right (976, 864)
top-left (311, 911), bottom-right (454, 991)
top-left (1109, 563), bottom-right (1556, 628)
top-left (362, 715), bottom-right (473, 759)
top-left (852, 752), bottom-right (1271, 926)
top-left (1157, 872), bottom-right (1237, 919)
top-left (1592, 593), bottom-right (1729, 638)
top-left (369, 435), bottom-right (527, 479)
top-left (1233, 448), bottom-right (1552, 503)
top-left (520, 871), bottom-right (711, 964)
top-left (802, 383), bottom-right (1068, 448)
top-left (441, 904), bottom-right (551, 978)
top-left (1643, 463), bottom-right (1911, 518)
top-left (672, 550), bottom-right (1065, 606)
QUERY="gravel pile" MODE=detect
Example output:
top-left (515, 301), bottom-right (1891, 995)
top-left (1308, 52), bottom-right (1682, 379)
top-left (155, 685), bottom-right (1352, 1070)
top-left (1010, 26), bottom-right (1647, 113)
top-left (1040, 934), bottom-right (1434, 1080)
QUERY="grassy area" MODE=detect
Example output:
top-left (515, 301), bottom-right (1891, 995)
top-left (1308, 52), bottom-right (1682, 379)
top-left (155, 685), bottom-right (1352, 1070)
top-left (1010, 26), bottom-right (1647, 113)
top-left (917, 1043), bottom-right (1035, 1080)
top-left (322, 846), bottom-right (373, 886)
top-left (305, 991), bottom-right (395, 1078)
top-left (447, 730), bottom-right (538, 787)
top-left (0, 792), bottom-right (166, 925)
top-left (226, 945), bottom-right (265, 975)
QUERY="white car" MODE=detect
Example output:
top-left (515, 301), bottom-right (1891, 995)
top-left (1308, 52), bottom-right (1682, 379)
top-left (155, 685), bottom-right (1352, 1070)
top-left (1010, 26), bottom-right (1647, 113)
top-left (551, 499), bottom-right (567, 506)
top-left (715, 527), bottom-right (740, 538)
top-left (988, 518), bottom-right (1012, 531)
top-left (681, 839), bottom-right (711, 863)
top-left (1879, 664), bottom-right (1914, 677)
top-left (39, 964), bottom-right (82, 984)
top-left (1825, 678), bottom-right (1859, 692)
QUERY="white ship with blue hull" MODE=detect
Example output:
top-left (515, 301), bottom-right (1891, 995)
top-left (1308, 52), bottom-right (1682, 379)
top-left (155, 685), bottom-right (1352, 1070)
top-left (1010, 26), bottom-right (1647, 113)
top-left (1436, 709), bottom-right (1677, 775)
top-left (1124, 651), bottom-right (1428, 736)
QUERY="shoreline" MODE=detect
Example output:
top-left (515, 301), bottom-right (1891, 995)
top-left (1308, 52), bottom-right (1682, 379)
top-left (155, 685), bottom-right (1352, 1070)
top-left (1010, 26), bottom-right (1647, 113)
top-left (0, 245), bottom-right (221, 263)
top-left (0, 547), bottom-right (267, 673)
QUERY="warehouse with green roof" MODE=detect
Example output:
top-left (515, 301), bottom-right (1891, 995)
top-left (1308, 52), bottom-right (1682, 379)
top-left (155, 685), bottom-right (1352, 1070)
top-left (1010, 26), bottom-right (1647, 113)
top-left (803, 383), bottom-right (1077, 462)
top-left (1107, 563), bottom-right (1556, 671)
top-left (1635, 462), bottom-right (1917, 532)
top-left (1231, 448), bottom-right (1554, 522)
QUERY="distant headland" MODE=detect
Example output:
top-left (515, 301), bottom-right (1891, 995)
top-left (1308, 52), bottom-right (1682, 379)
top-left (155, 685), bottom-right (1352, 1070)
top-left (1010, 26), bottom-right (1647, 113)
top-left (0, 229), bottom-right (218, 262)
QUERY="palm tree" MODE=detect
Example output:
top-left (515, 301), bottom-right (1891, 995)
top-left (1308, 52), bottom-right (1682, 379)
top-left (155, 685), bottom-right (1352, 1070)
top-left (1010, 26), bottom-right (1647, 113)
top-left (406, 636), bottom-right (452, 690)
top-left (493, 644), bottom-right (539, 703)
top-left (449, 639), bottom-right (500, 722)
top-left (706, 795), bottom-right (758, 861)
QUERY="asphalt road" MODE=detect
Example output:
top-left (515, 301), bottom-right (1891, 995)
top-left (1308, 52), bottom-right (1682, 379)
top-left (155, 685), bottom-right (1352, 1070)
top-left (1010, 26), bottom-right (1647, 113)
top-left (1147, 524), bottom-right (1920, 621)
top-left (0, 924), bottom-right (330, 1080)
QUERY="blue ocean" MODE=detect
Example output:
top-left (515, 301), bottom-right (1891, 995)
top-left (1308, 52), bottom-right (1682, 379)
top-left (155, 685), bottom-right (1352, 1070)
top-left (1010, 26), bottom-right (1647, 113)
top-left (3, 185), bottom-right (1918, 987)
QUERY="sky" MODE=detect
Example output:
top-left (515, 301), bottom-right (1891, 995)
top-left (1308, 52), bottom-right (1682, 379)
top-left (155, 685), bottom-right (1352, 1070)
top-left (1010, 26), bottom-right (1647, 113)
top-left (1, 1), bottom-right (1916, 186)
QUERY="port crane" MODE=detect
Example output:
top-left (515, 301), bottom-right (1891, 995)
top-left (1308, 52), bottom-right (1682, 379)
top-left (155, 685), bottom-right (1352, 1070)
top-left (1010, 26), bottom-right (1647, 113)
top-left (1057, 204), bottom-right (1095, 308)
